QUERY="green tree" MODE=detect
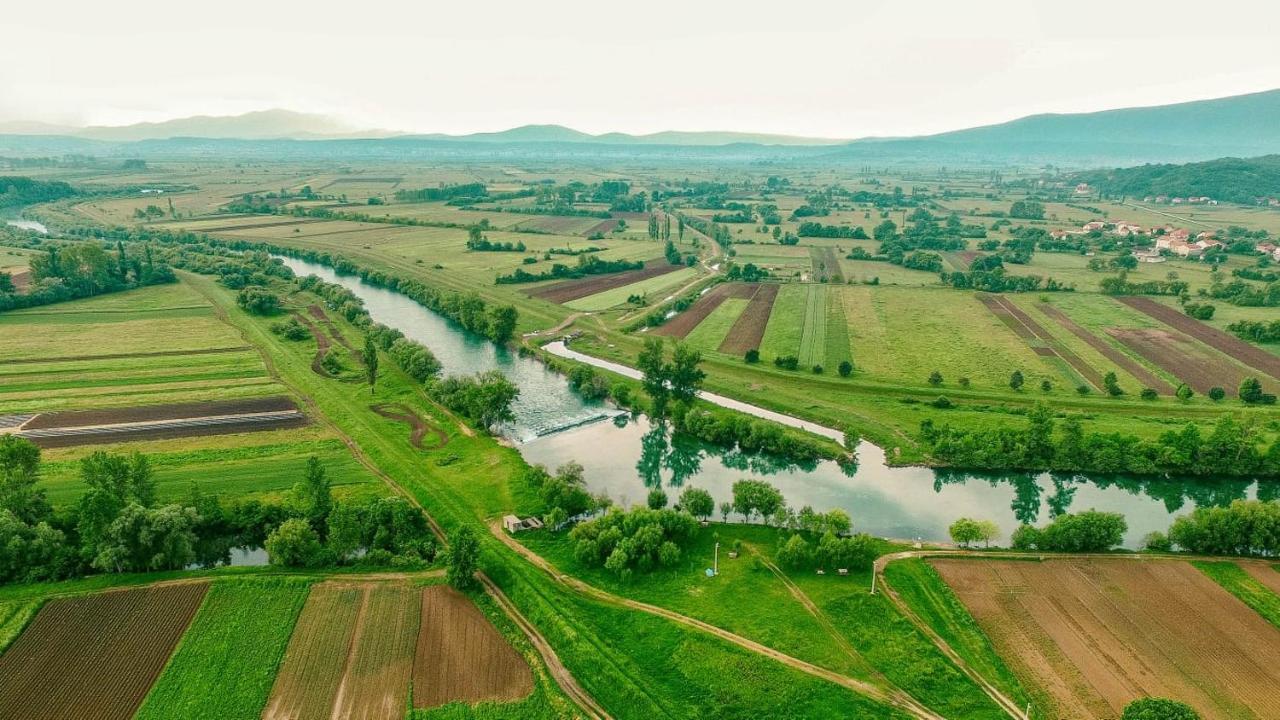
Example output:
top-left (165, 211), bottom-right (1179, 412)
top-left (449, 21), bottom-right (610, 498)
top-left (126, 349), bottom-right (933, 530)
top-left (637, 337), bottom-right (671, 418)
top-left (928, 370), bottom-right (943, 386)
top-left (363, 334), bottom-right (378, 390)
top-left (266, 518), bottom-right (326, 567)
top-left (669, 343), bottom-right (705, 406)
top-left (1176, 383), bottom-right (1194, 402)
top-left (1238, 377), bottom-right (1266, 403)
top-left (1009, 370), bottom-right (1025, 391)
top-left (292, 456), bottom-right (332, 537)
top-left (1209, 386), bottom-right (1226, 401)
top-left (949, 518), bottom-right (982, 547)
top-left (446, 525), bottom-right (480, 589)
top-left (646, 487), bottom-right (668, 510)
top-left (838, 360), bottom-right (854, 377)
top-left (93, 503), bottom-right (198, 573)
top-left (326, 502), bottom-right (364, 562)
top-left (1121, 697), bottom-right (1200, 720)
top-left (0, 436), bottom-right (48, 524)
top-left (776, 535), bottom-right (813, 569)
top-left (1104, 371), bottom-right (1124, 397)
top-left (719, 502), bottom-right (732, 523)
top-left (679, 486), bottom-right (714, 520)
top-left (732, 479), bottom-right (784, 523)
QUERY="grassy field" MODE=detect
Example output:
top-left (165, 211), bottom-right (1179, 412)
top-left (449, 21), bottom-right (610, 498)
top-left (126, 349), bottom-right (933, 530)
top-left (1194, 561), bottom-right (1280, 630)
top-left (135, 579), bottom-right (311, 720)
top-left (563, 266), bottom-right (698, 311)
top-left (682, 297), bottom-right (748, 352)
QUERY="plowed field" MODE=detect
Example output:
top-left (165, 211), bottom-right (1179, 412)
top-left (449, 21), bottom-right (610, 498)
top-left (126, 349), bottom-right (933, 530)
top-left (1118, 296), bottom-right (1280, 382)
top-left (413, 585), bottom-right (533, 710)
top-left (719, 284), bottom-right (779, 354)
top-left (654, 282), bottom-right (755, 338)
top-left (1109, 327), bottom-right (1254, 394)
top-left (932, 558), bottom-right (1280, 720)
top-left (0, 583), bottom-right (207, 720)
top-left (529, 259), bottom-right (677, 304)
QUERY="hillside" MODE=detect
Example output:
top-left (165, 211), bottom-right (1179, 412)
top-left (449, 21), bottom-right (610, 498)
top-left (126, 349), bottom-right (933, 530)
top-left (1071, 155), bottom-right (1280, 204)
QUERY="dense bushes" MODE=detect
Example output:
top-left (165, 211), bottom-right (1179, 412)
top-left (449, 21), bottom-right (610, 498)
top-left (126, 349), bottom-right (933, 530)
top-left (1227, 319), bottom-right (1280, 343)
top-left (1010, 510), bottom-right (1127, 552)
top-left (0, 237), bottom-right (175, 312)
top-left (677, 407), bottom-right (844, 463)
top-left (1168, 500), bottom-right (1280, 556)
top-left (431, 370), bottom-right (520, 430)
top-left (941, 268), bottom-right (1072, 293)
top-left (570, 506), bottom-right (699, 576)
top-left (496, 255), bottom-right (643, 284)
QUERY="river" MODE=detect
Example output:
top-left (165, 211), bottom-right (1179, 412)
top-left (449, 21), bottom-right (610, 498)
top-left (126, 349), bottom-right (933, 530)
top-left (279, 256), bottom-right (1269, 548)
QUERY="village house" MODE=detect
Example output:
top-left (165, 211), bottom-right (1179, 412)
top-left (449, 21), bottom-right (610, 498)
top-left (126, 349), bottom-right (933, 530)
top-left (1082, 220), bottom-right (1106, 232)
top-left (1257, 242), bottom-right (1278, 255)
top-left (1132, 249), bottom-right (1166, 263)
top-left (1112, 221), bottom-right (1144, 236)
top-left (1074, 182), bottom-right (1091, 194)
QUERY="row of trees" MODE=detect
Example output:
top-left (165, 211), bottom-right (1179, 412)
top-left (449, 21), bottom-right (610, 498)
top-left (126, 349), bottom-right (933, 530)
top-left (1, 237), bottom-right (175, 312)
top-left (923, 404), bottom-right (1280, 477)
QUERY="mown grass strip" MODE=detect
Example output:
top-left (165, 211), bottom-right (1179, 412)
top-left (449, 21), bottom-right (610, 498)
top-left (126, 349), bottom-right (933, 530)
top-left (0, 601), bottom-right (41, 654)
top-left (883, 559), bottom-right (1032, 710)
top-left (135, 578), bottom-right (312, 720)
top-left (799, 285), bottom-right (827, 367)
top-left (1194, 561), bottom-right (1280, 630)
top-left (824, 286), bottom-right (851, 370)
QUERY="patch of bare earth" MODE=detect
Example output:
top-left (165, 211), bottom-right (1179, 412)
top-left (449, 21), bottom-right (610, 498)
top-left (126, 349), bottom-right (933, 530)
top-left (931, 558), bottom-right (1280, 720)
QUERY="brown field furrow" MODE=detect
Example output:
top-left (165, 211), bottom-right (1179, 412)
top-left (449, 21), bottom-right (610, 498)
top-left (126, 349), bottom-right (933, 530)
top-left (412, 585), bottom-right (532, 710)
top-left (8, 270), bottom-right (31, 292)
top-left (0, 583), bottom-right (206, 720)
top-left (1240, 562), bottom-right (1280, 596)
top-left (932, 559), bottom-right (1280, 720)
top-left (331, 584), bottom-right (421, 720)
top-left (651, 283), bottom-right (739, 338)
top-left (1109, 328), bottom-right (1253, 395)
top-left (1036, 304), bottom-right (1175, 393)
top-left (188, 218), bottom-right (324, 233)
top-left (529, 259), bottom-right (677, 304)
top-left (977, 294), bottom-right (1038, 341)
top-left (719, 283), bottom-right (779, 354)
top-left (991, 296), bottom-right (1104, 389)
top-left (1117, 296), bottom-right (1280, 382)
top-left (822, 247), bottom-right (845, 283)
top-left (22, 396), bottom-right (298, 430)
top-left (264, 584), bottom-right (365, 720)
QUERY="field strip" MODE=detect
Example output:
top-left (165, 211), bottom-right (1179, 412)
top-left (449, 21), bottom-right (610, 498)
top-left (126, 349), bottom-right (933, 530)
top-left (490, 521), bottom-right (944, 720)
top-left (823, 247), bottom-right (845, 283)
top-left (799, 285), bottom-right (828, 367)
top-left (652, 283), bottom-right (733, 338)
top-left (979, 294), bottom-right (1103, 390)
top-left (1108, 328), bottom-right (1251, 394)
top-left (1036, 303), bottom-right (1175, 393)
top-left (0, 346), bottom-right (252, 365)
top-left (529, 260), bottom-right (679, 304)
top-left (1116, 296), bottom-right (1280, 381)
top-left (718, 283), bottom-right (778, 354)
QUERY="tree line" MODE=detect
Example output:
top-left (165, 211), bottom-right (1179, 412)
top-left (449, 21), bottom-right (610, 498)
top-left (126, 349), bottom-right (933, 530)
top-left (0, 236), bottom-right (175, 312)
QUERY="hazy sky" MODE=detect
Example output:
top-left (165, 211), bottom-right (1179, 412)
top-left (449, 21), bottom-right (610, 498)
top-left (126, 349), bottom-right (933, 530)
top-left (3, 0), bottom-right (1278, 137)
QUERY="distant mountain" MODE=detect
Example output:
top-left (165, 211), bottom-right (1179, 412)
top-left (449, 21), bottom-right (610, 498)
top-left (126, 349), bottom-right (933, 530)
top-left (1071, 155), bottom-right (1280, 204)
top-left (409, 124), bottom-right (845, 146)
top-left (827, 89), bottom-right (1280, 165)
top-left (0, 110), bottom-right (393, 141)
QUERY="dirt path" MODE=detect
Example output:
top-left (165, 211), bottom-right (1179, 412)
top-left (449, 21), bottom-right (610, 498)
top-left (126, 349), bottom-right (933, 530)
top-left (490, 521), bottom-right (943, 720)
top-left (292, 310), bottom-right (336, 377)
top-left (370, 402), bottom-right (448, 449)
top-left (524, 312), bottom-right (589, 338)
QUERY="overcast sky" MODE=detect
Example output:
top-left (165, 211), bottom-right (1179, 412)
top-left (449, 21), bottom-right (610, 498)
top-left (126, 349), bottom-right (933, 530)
top-left (2, 0), bottom-right (1278, 138)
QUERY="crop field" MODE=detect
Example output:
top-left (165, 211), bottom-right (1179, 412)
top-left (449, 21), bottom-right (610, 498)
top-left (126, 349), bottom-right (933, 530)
top-left (836, 286), bottom-right (1058, 388)
top-left (413, 585), bottom-right (533, 710)
top-left (798, 285), bottom-right (828, 367)
top-left (0, 601), bottom-right (40, 653)
top-left (0, 583), bottom-right (207, 720)
top-left (263, 583), bottom-right (366, 719)
top-left (978, 294), bottom-right (1100, 390)
top-left (1118, 296), bottom-right (1280, 382)
top-left (1033, 301), bottom-right (1175, 393)
top-left (655, 282), bottom-right (755, 339)
top-left (932, 558), bottom-right (1280, 720)
top-left (359, 203), bottom-right (525, 229)
top-left (758, 284), bottom-right (807, 359)
top-left (563, 266), bottom-right (698, 311)
top-left (529, 259), bottom-right (676, 305)
top-left (718, 283), bottom-right (779, 355)
top-left (683, 297), bottom-right (749, 352)
top-left (331, 584), bottom-right (420, 720)
top-left (135, 579), bottom-right (311, 720)
top-left (1110, 327), bottom-right (1256, 394)
top-left (513, 214), bottom-right (606, 235)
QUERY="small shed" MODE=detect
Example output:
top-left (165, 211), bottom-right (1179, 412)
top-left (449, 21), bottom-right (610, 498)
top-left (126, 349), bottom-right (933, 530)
top-left (503, 515), bottom-right (544, 533)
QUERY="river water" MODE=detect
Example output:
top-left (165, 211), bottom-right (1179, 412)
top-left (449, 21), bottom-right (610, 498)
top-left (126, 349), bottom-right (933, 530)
top-left (279, 257), bottom-right (1269, 547)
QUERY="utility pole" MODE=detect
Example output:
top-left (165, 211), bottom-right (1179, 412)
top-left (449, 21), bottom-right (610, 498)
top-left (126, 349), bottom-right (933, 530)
top-left (870, 570), bottom-right (877, 595)
top-left (714, 542), bottom-right (720, 576)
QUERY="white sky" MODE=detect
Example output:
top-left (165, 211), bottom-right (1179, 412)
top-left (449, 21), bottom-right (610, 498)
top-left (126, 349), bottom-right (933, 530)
top-left (2, 0), bottom-right (1278, 138)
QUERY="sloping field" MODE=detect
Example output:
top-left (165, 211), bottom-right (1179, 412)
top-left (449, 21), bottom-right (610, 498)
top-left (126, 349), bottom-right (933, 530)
top-left (798, 285), bottom-right (829, 367)
top-left (1243, 562), bottom-right (1280, 597)
top-left (1036, 303), bottom-right (1175, 393)
top-left (563, 266), bottom-right (698, 312)
top-left (0, 583), bottom-right (207, 720)
top-left (932, 558), bottom-right (1280, 720)
top-left (530, 259), bottom-right (676, 304)
top-left (684, 298), bottom-right (749, 352)
top-left (980, 294), bottom-right (1103, 390)
top-left (653, 282), bottom-right (755, 338)
top-left (413, 585), bottom-right (533, 710)
top-left (514, 215), bottom-right (604, 234)
top-left (135, 580), bottom-right (310, 720)
top-left (1109, 328), bottom-right (1255, 394)
top-left (719, 283), bottom-right (779, 355)
top-left (1118, 296), bottom-right (1280, 381)
top-left (263, 584), bottom-right (365, 720)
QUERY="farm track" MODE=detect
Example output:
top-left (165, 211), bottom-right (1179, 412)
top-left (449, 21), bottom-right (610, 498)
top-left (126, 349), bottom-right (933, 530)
top-left (718, 283), bottom-right (778, 354)
top-left (489, 521), bottom-right (945, 720)
top-left (978, 294), bottom-right (1103, 390)
top-left (1036, 304), bottom-right (1175, 393)
top-left (1109, 328), bottom-right (1252, 394)
top-left (530, 259), bottom-right (680, 304)
top-left (0, 583), bottom-right (208, 720)
top-left (1117, 296), bottom-right (1280, 382)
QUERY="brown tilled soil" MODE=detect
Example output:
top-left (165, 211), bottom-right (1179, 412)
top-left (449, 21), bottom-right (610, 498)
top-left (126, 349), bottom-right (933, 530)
top-left (583, 218), bottom-right (620, 236)
top-left (1118, 296), bottom-right (1280, 382)
top-left (979, 294), bottom-right (1103, 389)
top-left (529, 259), bottom-right (678, 304)
top-left (330, 584), bottom-right (421, 720)
top-left (22, 396), bottom-right (298, 430)
top-left (0, 583), bottom-right (207, 720)
top-left (719, 283), bottom-right (780, 354)
top-left (932, 558), bottom-right (1280, 720)
top-left (7, 270), bottom-right (30, 292)
top-left (653, 282), bottom-right (755, 338)
top-left (309, 304), bottom-right (355, 352)
top-left (1037, 303), bottom-right (1175, 393)
top-left (263, 584), bottom-right (365, 720)
top-left (413, 585), bottom-right (533, 710)
top-left (189, 218), bottom-right (323, 233)
top-left (1109, 327), bottom-right (1254, 394)
top-left (370, 403), bottom-right (448, 449)
top-left (1241, 562), bottom-right (1280, 596)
